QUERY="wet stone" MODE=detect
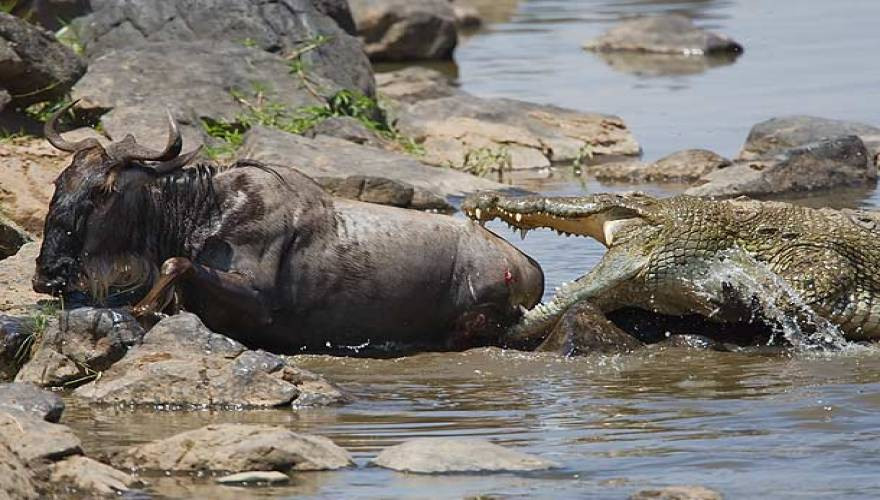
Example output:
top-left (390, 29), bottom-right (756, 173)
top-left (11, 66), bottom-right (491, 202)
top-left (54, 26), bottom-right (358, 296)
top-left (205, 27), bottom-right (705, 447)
top-left (0, 408), bottom-right (82, 465)
top-left (48, 456), bottom-right (140, 496)
top-left (371, 438), bottom-right (558, 473)
top-left (630, 485), bottom-right (723, 500)
top-left (215, 471), bottom-right (291, 485)
top-left (0, 383), bottom-right (64, 422)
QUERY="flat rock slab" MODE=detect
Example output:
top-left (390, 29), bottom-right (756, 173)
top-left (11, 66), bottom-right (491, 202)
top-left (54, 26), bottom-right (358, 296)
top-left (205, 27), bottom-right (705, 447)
top-left (394, 93), bottom-right (641, 169)
top-left (112, 424), bottom-right (353, 473)
top-left (215, 470), bottom-right (291, 485)
top-left (739, 115), bottom-right (880, 162)
top-left (587, 149), bottom-right (730, 184)
top-left (73, 0), bottom-right (373, 96)
top-left (630, 485), bottom-right (723, 500)
top-left (73, 313), bottom-right (346, 409)
top-left (371, 438), bottom-right (558, 473)
top-left (239, 126), bottom-right (507, 199)
top-left (48, 456), bottom-right (139, 496)
top-left (687, 135), bottom-right (875, 198)
top-left (376, 66), bottom-right (462, 104)
top-left (316, 175), bottom-right (453, 211)
top-left (349, 0), bottom-right (457, 61)
top-left (0, 408), bottom-right (82, 465)
top-left (0, 383), bottom-right (64, 422)
top-left (584, 14), bottom-right (742, 55)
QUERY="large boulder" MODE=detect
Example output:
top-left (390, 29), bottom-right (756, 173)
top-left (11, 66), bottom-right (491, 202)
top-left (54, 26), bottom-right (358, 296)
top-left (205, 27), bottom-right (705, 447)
top-left (313, 0), bottom-right (358, 35)
top-left (584, 15), bottom-right (742, 56)
top-left (238, 126), bottom-right (507, 199)
top-left (0, 408), bottom-right (82, 465)
top-left (0, 383), bottom-right (64, 422)
top-left (72, 0), bottom-right (373, 96)
top-left (738, 115), bottom-right (880, 163)
top-left (536, 301), bottom-right (644, 356)
top-left (587, 149), bottom-right (731, 184)
top-left (392, 92), bottom-right (641, 169)
top-left (349, 0), bottom-right (457, 61)
top-left (0, 138), bottom-right (67, 235)
top-left (0, 243), bottom-right (44, 318)
top-left (687, 135), bottom-right (875, 198)
top-left (0, 215), bottom-right (31, 260)
top-left (0, 13), bottom-right (86, 107)
top-left (15, 307), bottom-right (145, 388)
top-left (71, 41), bottom-right (337, 152)
top-left (371, 438), bottom-right (558, 473)
top-left (73, 312), bottom-right (346, 408)
top-left (111, 424), bottom-right (353, 473)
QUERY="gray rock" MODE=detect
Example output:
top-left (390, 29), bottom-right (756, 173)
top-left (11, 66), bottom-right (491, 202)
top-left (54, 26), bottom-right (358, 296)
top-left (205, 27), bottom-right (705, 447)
top-left (739, 115), bottom-right (880, 162)
top-left (313, 0), bottom-right (358, 35)
top-left (349, 0), bottom-right (457, 61)
top-left (376, 67), bottom-right (460, 104)
top-left (0, 214), bottom-right (32, 260)
top-left (372, 438), bottom-right (558, 473)
top-left (0, 408), bottom-right (82, 465)
top-left (0, 315), bottom-right (31, 380)
top-left (15, 308), bottom-right (145, 388)
top-left (112, 423), bottom-right (353, 473)
top-left (307, 116), bottom-right (389, 148)
top-left (536, 301), bottom-right (643, 356)
top-left (394, 93), bottom-right (641, 169)
top-left (215, 470), bottom-right (290, 485)
top-left (630, 485), bottom-right (723, 500)
top-left (238, 126), bottom-right (507, 198)
top-left (0, 442), bottom-right (36, 500)
top-left (48, 456), bottom-right (139, 496)
top-left (71, 41), bottom-right (333, 152)
top-left (73, 313), bottom-right (347, 408)
top-left (317, 175), bottom-right (454, 211)
top-left (0, 383), bottom-right (64, 422)
top-left (73, 0), bottom-right (374, 96)
top-left (687, 135), bottom-right (875, 198)
top-left (588, 149), bottom-right (731, 184)
top-left (452, 2), bottom-right (483, 29)
top-left (0, 12), bottom-right (86, 107)
top-left (584, 14), bottom-right (742, 56)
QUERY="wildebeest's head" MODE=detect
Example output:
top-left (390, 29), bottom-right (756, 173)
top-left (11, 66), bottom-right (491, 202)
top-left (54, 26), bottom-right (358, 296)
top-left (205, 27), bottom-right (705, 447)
top-left (33, 101), bottom-right (199, 299)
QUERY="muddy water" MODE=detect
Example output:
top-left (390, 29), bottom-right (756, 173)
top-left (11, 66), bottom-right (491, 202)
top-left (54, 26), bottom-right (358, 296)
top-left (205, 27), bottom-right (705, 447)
top-left (63, 1), bottom-right (880, 498)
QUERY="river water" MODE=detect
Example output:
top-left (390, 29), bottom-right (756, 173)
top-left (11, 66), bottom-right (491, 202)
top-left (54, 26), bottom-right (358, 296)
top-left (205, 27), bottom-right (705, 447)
top-left (64, 1), bottom-right (880, 498)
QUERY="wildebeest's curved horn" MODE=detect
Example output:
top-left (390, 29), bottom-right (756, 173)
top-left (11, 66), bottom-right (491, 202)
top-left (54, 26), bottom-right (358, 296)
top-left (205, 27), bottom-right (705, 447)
top-left (151, 145), bottom-right (203, 175)
top-left (44, 100), bottom-right (101, 152)
top-left (108, 110), bottom-right (183, 162)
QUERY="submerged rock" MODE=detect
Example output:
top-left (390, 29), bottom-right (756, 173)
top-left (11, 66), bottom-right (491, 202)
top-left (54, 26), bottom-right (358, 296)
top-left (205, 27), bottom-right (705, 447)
top-left (584, 15), bottom-right (742, 56)
top-left (215, 470), bottom-right (291, 485)
top-left (112, 424), bottom-right (353, 473)
top-left (48, 456), bottom-right (139, 496)
top-left (652, 334), bottom-right (728, 352)
top-left (687, 135), bottom-right (875, 198)
top-left (536, 301), bottom-right (643, 356)
top-left (239, 126), bottom-right (506, 199)
top-left (73, 313), bottom-right (347, 409)
top-left (371, 438), bottom-right (558, 473)
top-left (0, 12), bottom-right (86, 107)
top-left (630, 485), bottom-right (723, 500)
top-left (0, 408), bottom-right (82, 465)
top-left (738, 115), bottom-right (880, 162)
top-left (0, 383), bottom-right (64, 422)
top-left (349, 0), bottom-right (458, 61)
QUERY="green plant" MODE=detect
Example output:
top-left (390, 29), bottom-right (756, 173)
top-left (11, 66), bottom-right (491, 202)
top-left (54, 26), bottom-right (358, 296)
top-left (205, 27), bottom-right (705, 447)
top-left (456, 146), bottom-right (513, 180)
top-left (55, 20), bottom-right (85, 56)
top-left (14, 301), bottom-right (59, 368)
top-left (572, 143), bottom-right (595, 172)
top-left (240, 37), bottom-right (258, 48)
top-left (24, 96), bottom-right (70, 123)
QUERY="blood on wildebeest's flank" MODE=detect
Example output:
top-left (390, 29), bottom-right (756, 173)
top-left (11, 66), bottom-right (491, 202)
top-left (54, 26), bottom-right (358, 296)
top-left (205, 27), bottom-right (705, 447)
top-left (34, 103), bottom-right (544, 354)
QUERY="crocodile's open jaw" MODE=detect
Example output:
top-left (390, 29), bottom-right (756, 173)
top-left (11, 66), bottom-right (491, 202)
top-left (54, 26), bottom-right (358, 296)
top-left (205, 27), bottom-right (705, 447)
top-left (462, 194), bottom-right (643, 247)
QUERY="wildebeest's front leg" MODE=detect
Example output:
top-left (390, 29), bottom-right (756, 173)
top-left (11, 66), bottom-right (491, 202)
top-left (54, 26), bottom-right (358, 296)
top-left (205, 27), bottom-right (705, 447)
top-left (132, 257), bottom-right (271, 325)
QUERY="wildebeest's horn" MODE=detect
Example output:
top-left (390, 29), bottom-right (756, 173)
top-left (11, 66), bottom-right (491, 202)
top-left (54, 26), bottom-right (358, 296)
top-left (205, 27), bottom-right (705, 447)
top-left (108, 110), bottom-right (183, 162)
top-left (151, 145), bottom-right (203, 175)
top-left (44, 100), bottom-right (102, 152)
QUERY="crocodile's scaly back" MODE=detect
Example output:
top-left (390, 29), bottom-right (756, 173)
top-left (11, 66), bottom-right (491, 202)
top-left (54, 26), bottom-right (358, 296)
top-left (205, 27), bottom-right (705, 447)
top-left (462, 192), bottom-right (880, 343)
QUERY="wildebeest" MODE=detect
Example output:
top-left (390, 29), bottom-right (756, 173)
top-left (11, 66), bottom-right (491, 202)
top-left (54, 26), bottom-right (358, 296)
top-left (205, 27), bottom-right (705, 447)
top-left (32, 103), bottom-right (544, 354)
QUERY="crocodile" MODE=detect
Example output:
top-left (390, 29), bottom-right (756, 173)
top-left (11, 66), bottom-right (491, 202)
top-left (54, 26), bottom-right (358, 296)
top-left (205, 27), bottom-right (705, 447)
top-left (462, 191), bottom-right (880, 347)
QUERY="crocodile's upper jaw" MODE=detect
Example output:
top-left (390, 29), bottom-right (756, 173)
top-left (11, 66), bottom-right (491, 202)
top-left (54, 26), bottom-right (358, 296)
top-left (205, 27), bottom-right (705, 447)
top-left (463, 205), bottom-right (637, 247)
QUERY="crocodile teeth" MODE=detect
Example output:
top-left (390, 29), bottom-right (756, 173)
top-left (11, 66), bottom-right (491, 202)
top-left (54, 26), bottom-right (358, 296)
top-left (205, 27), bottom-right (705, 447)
top-left (515, 213), bottom-right (523, 222)
top-left (519, 228), bottom-right (528, 240)
top-left (475, 208), bottom-right (481, 219)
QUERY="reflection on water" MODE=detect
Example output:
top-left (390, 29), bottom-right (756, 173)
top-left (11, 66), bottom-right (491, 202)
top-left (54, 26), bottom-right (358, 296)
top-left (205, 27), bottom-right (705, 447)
top-left (592, 51), bottom-right (739, 77)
